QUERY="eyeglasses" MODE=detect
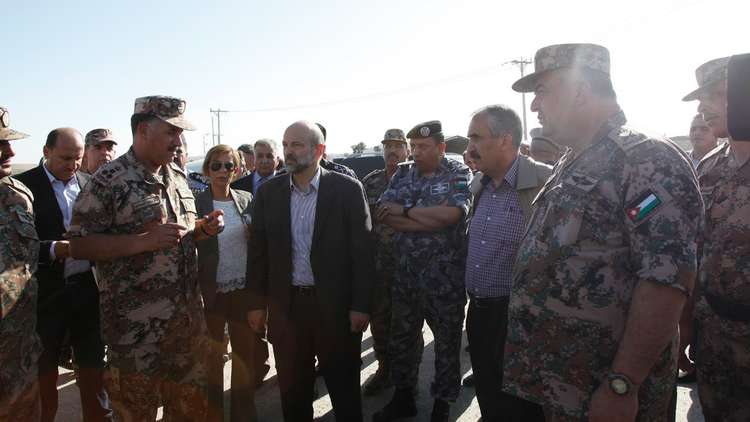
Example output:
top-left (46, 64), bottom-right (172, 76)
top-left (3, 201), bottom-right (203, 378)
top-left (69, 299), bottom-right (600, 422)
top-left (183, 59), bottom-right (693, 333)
top-left (210, 162), bottom-right (236, 172)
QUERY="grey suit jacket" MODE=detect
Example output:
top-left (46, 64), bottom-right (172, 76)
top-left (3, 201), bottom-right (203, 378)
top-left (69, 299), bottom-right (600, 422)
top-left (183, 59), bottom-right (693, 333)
top-left (195, 186), bottom-right (253, 310)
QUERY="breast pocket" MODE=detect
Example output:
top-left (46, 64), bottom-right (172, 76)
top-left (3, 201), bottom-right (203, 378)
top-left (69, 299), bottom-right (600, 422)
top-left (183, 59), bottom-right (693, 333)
top-left (539, 173), bottom-right (599, 248)
top-left (177, 188), bottom-right (197, 227)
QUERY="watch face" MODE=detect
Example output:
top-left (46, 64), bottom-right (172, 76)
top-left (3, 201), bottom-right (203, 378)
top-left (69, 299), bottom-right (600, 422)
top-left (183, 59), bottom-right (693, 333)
top-left (611, 378), bottom-right (629, 395)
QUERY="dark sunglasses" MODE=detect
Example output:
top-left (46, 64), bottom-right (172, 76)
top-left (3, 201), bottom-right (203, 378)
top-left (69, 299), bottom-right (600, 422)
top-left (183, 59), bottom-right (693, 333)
top-left (210, 162), bottom-right (236, 172)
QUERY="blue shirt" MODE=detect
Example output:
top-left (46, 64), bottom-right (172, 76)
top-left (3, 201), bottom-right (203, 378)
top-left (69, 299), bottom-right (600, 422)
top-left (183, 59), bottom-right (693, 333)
top-left (289, 167), bottom-right (320, 286)
top-left (465, 158), bottom-right (524, 297)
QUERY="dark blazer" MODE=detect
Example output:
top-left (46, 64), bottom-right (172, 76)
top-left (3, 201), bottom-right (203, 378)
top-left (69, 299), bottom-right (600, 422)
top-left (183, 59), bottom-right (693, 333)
top-left (16, 165), bottom-right (91, 310)
top-left (195, 186), bottom-right (253, 310)
top-left (230, 171), bottom-right (258, 194)
top-left (247, 168), bottom-right (375, 340)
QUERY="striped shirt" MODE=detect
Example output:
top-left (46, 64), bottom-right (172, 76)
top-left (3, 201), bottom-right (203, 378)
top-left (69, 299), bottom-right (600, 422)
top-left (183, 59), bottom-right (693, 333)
top-left (289, 167), bottom-right (320, 286)
top-left (465, 158), bottom-right (524, 297)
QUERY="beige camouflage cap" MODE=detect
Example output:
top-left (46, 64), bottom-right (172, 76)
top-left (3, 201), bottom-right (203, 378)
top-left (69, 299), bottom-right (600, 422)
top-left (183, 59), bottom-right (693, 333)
top-left (133, 95), bottom-right (196, 131)
top-left (382, 128), bottom-right (406, 144)
top-left (85, 128), bottom-right (117, 146)
top-left (0, 106), bottom-right (30, 141)
top-left (512, 43), bottom-right (611, 93)
top-left (682, 57), bottom-right (730, 102)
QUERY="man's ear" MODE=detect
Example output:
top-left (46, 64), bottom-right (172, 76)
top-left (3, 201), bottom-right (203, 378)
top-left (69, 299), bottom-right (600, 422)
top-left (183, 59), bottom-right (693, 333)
top-left (43, 145), bottom-right (50, 159)
top-left (438, 141), bottom-right (446, 154)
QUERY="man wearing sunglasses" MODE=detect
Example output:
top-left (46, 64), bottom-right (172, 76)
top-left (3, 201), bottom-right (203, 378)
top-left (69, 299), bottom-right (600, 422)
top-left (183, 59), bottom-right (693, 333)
top-left (67, 95), bottom-right (224, 421)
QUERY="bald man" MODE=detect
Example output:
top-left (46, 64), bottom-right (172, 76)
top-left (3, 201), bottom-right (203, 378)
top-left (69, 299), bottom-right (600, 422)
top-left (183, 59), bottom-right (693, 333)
top-left (17, 128), bottom-right (111, 421)
top-left (247, 121), bottom-right (375, 422)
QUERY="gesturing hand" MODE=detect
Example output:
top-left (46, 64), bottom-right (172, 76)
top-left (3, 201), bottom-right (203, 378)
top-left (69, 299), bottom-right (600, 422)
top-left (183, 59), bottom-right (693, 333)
top-left (201, 209), bottom-right (225, 236)
top-left (145, 223), bottom-right (188, 251)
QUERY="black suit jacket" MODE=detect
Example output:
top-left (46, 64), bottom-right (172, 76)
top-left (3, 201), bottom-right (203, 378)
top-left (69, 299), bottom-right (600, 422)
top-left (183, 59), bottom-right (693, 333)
top-left (247, 168), bottom-right (375, 340)
top-left (195, 186), bottom-right (253, 310)
top-left (230, 171), bottom-right (257, 194)
top-left (16, 165), bottom-right (91, 311)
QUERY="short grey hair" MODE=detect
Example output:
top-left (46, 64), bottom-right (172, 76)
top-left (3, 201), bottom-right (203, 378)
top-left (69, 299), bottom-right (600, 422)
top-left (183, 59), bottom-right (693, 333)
top-left (254, 138), bottom-right (278, 154)
top-left (471, 104), bottom-right (523, 147)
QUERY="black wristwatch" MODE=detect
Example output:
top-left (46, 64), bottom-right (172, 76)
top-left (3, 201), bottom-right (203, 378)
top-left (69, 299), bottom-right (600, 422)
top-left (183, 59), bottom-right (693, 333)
top-left (607, 373), bottom-right (634, 396)
top-left (402, 205), bottom-right (413, 217)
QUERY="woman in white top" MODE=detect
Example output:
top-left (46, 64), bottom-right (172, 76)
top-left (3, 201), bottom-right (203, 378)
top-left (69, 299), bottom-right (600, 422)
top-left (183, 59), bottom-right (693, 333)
top-left (195, 144), bottom-right (266, 422)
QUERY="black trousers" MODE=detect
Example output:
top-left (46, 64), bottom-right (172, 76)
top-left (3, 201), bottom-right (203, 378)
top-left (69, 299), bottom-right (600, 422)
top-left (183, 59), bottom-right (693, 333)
top-left (37, 270), bottom-right (111, 422)
top-left (272, 288), bottom-right (363, 422)
top-left (206, 289), bottom-right (264, 422)
top-left (466, 295), bottom-right (545, 422)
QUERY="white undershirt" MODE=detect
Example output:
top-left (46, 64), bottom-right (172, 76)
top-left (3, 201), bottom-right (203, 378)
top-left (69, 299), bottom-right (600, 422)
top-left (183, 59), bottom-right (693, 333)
top-left (213, 200), bottom-right (248, 293)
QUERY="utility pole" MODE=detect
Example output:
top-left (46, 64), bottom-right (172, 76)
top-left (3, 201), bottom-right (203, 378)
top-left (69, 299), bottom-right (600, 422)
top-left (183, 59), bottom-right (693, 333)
top-left (210, 108), bottom-right (228, 145)
top-left (508, 58), bottom-right (533, 140)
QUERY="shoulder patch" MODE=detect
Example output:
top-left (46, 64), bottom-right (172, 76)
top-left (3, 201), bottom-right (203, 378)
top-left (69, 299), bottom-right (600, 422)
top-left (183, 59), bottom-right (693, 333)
top-left (626, 189), bottom-right (662, 223)
top-left (94, 163), bottom-right (126, 184)
top-left (608, 126), bottom-right (653, 154)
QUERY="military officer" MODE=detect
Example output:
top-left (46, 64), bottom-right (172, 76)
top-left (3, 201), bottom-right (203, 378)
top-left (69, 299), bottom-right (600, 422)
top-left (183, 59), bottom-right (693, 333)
top-left (682, 55), bottom-right (750, 421)
top-left (373, 120), bottom-right (472, 422)
top-left (68, 96), bottom-right (225, 421)
top-left (0, 106), bottom-right (42, 422)
top-left (361, 128), bottom-right (424, 396)
top-left (502, 44), bottom-right (702, 421)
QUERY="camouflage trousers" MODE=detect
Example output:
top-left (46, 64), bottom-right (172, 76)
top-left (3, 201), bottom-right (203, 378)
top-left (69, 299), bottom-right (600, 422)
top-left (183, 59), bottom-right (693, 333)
top-left (0, 379), bottom-right (40, 422)
top-left (106, 339), bottom-right (209, 422)
top-left (389, 267), bottom-right (466, 401)
top-left (696, 312), bottom-right (750, 422)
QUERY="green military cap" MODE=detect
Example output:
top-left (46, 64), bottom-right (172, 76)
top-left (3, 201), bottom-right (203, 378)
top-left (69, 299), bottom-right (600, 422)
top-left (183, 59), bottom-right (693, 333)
top-left (382, 128), bottom-right (406, 144)
top-left (406, 120), bottom-right (442, 140)
top-left (133, 95), bottom-right (196, 131)
top-left (0, 106), bottom-right (30, 141)
top-left (512, 43), bottom-right (611, 93)
top-left (85, 128), bottom-right (117, 146)
top-left (682, 57), bottom-right (730, 102)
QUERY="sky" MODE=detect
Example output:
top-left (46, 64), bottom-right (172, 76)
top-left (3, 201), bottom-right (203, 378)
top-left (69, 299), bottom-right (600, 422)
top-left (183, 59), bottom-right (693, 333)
top-left (3, 0), bottom-right (748, 164)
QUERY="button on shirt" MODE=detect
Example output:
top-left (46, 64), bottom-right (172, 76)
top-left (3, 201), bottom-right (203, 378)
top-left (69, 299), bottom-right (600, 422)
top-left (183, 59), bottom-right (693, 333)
top-left (290, 168), bottom-right (320, 286)
top-left (465, 158), bottom-right (524, 298)
top-left (43, 165), bottom-right (91, 279)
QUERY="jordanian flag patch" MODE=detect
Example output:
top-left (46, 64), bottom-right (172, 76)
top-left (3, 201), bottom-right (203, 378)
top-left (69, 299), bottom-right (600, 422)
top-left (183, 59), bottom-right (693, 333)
top-left (627, 190), bottom-right (662, 222)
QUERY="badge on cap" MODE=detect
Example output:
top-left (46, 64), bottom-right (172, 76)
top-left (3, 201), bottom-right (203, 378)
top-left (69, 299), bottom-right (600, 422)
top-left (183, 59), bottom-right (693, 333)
top-left (420, 127), bottom-right (430, 137)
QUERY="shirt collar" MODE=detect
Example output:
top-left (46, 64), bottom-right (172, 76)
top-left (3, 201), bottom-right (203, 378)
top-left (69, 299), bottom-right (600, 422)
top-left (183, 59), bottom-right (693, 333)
top-left (290, 166), bottom-right (321, 194)
top-left (43, 163), bottom-right (78, 187)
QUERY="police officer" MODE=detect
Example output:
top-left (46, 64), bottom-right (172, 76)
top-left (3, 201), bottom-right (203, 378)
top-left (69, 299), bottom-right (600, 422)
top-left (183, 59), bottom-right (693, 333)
top-left (681, 56), bottom-right (750, 421)
top-left (373, 121), bottom-right (472, 422)
top-left (68, 96), bottom-right (225, 421)
top-left (361, 128), bottom-right (424, 396)
top-left (502, 44), bottom-right (702, 421)
top-left (0, 106), bottom-right (42, 422)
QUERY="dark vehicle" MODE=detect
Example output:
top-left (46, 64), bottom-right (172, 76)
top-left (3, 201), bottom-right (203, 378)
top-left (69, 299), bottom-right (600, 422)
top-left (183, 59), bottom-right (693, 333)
top-left (334, 155), bottom-right (384, 179)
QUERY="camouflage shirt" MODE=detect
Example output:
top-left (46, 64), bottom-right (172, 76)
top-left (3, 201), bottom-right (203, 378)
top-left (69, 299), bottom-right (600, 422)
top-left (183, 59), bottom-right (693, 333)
top-left (379, 156), bottom-right (472, 272)
top-left (503, 111), bottom-right (702, 418)
top-left (695, 142), bottom-right (750, 335)
top-left (0, 176), bottom-right (42, 400)
top-left (362, 168), bottom-right (398, 273)
top-left (69, 149), bottom-right (206, 356)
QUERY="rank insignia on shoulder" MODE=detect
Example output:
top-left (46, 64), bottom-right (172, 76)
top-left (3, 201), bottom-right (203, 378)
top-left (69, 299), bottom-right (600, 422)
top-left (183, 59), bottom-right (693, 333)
top-left (626, 190), bottom-right (661, 222)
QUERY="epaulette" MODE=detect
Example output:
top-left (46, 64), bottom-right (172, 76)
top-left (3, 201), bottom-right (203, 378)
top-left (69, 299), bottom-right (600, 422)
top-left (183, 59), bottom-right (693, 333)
top-left (608, 126), bottom-right (653, 155)
top-left (93, 161), bottom-right (126, 184)
top-left (8, 177), bottom-right (34, 203)
top-left (169, 162), bottom-right (187, 178)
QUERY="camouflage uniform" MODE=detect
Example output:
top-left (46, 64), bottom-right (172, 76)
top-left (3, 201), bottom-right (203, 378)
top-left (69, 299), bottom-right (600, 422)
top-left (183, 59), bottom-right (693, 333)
top-left (503, 110), bottom-right (702, 420)
top-left (693, 142), bottom-right (750, 421)
top-left (379, 156), bottom-right (472, 401)
top-left (69, 96), bottom-right (208, 421)
top-left (0, 176), bottom-right (42, 422)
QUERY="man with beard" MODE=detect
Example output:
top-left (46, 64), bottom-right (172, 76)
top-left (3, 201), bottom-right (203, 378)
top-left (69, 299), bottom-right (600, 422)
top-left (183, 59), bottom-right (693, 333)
top-left (247, 121), bottom-right (374, 421)
top-left (0, 106), bottom-right (43, 422)
top-left (681, 55), bottom-right (750, 421)
top-left (687, 114), bottom-right (719, 168)
top-left (67, 95), bottom-right (225, 420)
top-left (374, 120), bottom-right (472, 422)
top-left (361, 129), bottom-right (424, 396)
top-left (502, 44), bottom-right (702, 421)
top-left (83, 129), bottom-right (117, 174)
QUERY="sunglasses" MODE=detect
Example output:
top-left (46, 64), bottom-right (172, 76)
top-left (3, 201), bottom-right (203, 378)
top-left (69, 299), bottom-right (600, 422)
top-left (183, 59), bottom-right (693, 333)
top-left (210, 162), bottom-right (236, 172)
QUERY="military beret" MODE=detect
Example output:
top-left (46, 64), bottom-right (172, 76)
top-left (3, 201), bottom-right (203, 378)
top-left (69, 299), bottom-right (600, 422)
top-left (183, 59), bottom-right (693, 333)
top-left (513, 43), bottom-right (611, 93)
top-left (85, 128), bottom-right (117, 146)
top-left (0, 106), bottom-right (30, 141)
top-left (133, 95), bottom-right (195, 131)
top-left (682, 56), bottom-right (730, 102)
top-left (406, 120), bottom-right (443, 140)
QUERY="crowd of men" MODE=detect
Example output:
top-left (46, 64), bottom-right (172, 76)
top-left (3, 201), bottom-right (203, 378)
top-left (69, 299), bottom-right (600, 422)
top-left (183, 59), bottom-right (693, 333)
top-left (0, 42), bottom-right (748, 422)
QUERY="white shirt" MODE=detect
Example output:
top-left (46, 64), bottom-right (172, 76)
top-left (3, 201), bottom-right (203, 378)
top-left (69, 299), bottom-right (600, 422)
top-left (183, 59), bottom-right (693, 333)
top-left (213, 200), bottom-right (248, 293)
top-left (43, 165), bottom-right (91, 279)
